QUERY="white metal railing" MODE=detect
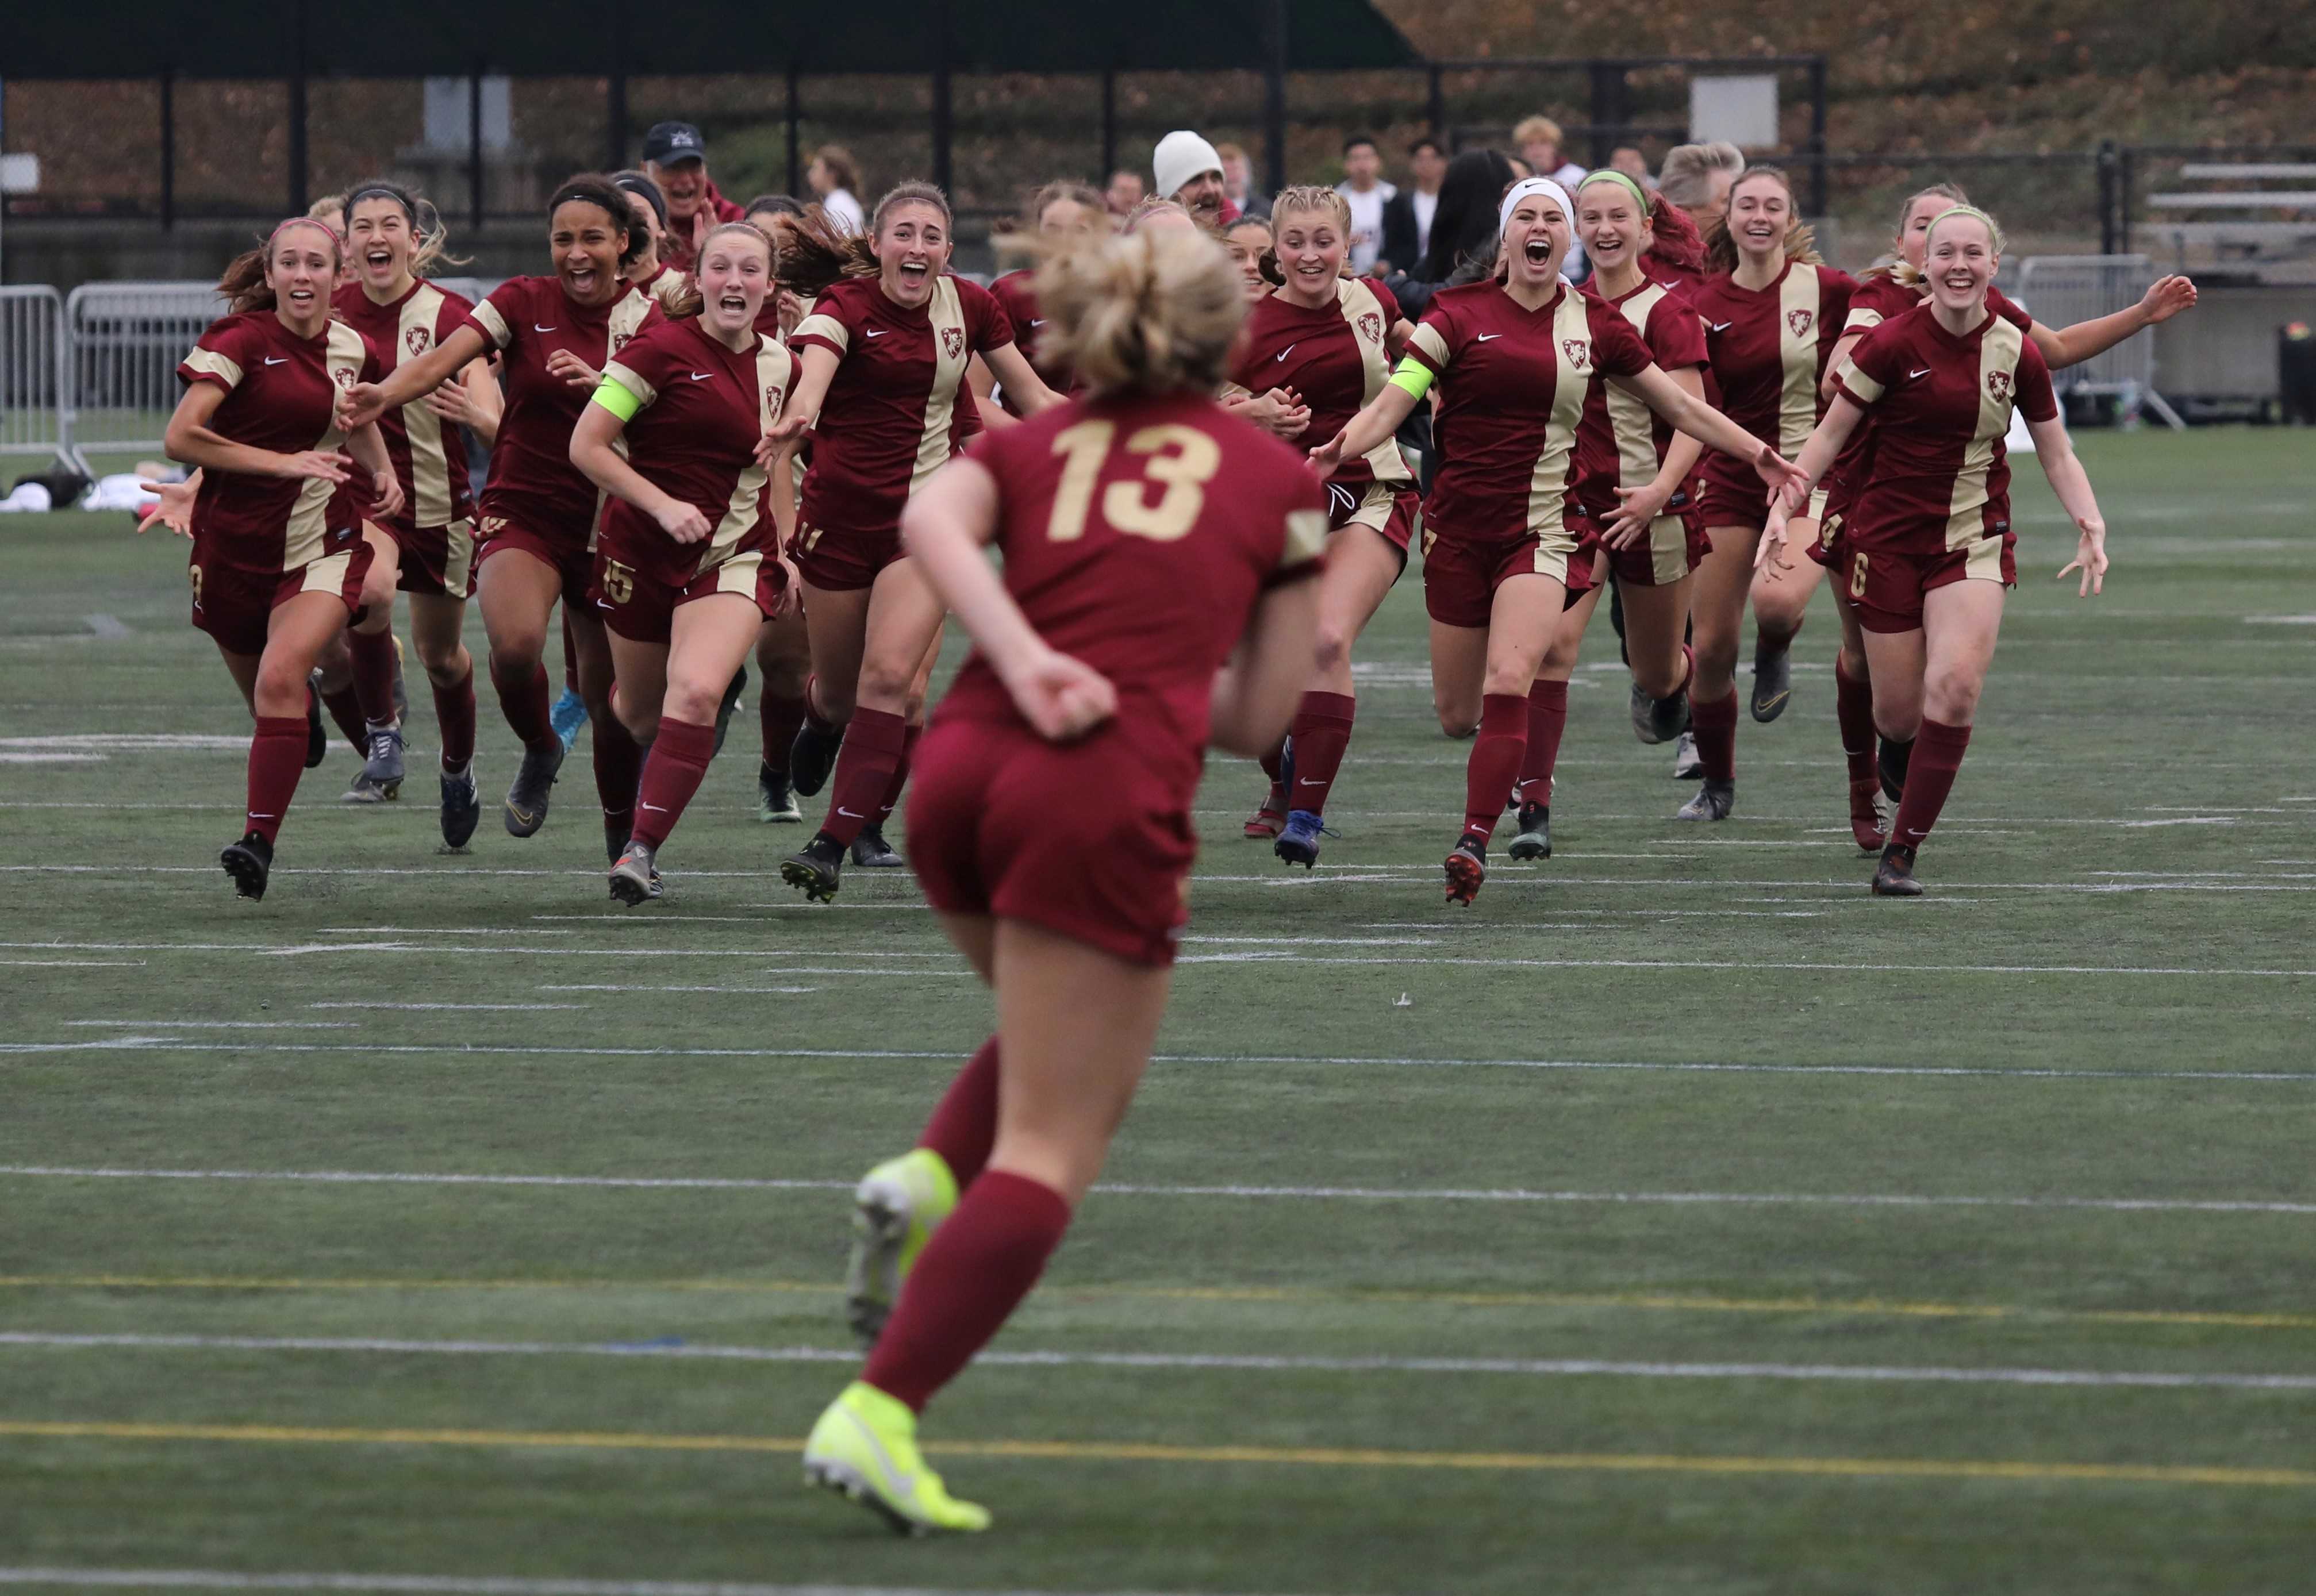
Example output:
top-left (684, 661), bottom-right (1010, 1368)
top-left (63, 280), bottom-right (229, 468)
top-left (0, 285), bottom-right (72, 466)
top-left (2014, 254), bottom-right (2184, 430)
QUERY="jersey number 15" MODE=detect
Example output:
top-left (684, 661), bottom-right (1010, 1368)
top-left (1047, 420), bottom-right (1222, 544)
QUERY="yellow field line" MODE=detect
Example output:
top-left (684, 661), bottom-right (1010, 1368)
top-left (4, 1275), bottom-right (2311, 1331)
top-left (3, 1420), bottom-right (2310, 1488)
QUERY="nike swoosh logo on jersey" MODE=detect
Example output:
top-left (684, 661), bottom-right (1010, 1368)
top-left (1908, 368), bottom-right (1933, 379)
top-left (1475, 333), bottom-right (1502, 343)
top-left (263, 357), bottom-right (288, 366)
top-left (1277, 344), bottom-right (1296, 361)
top-left (689, 372), bottom-right (712, 380)
top-left (535, 324), bottom-right (557, 332)
top-left (1029, 318), bottom-right (1046, 327)
top-left (863, 329), bottom-right (886, 338)
top-left (1708, 321), bottom-right (1734, 332)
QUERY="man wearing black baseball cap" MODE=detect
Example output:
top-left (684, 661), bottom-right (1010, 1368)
top-left (642, 120), bottom-right (744, 271)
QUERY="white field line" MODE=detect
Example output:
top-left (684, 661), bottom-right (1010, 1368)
top-left (2, 940), bottom-right (2309, 978)
top-left (64, 1021), bottom-right (356, 1031)
top-left (0, 1165), bottom-right (2307, 1214)
top-left (539, 986), bottom-right (823, 995)
top-left (309, 1003), bottom-right (591, 1013)
top-left (3, 1037), bottom-right (2311, 1084)
top-left (6, 1332), bottom-right (2315, 1393)
top-left (0, 1574), bottom-right (1073, 1596)
top-left (0, 959), bottom-right (146, 967)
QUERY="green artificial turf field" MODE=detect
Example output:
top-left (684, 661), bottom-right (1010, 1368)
top-left (0, 427), bottom-right (2310, 1594)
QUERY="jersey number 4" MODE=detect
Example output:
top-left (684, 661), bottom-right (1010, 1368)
top-left (1047, 420), bottom-right (1222, 544)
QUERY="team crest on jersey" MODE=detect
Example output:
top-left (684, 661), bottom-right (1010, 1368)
top-left (1787, 309), bottom-right (1815, 339)
top-left (940, 326), bottom-right (965, 360)
top-left (332, 366), bottom-right (355, 390)
top-left (765, 384), bottom-right (785, 418)
top-left (404, 326), bottom-right (432, 357)
top-left (610, 332), bottom-right (632, 352)
top-left (1562, 339), bottom-right (1592, 371)
top-left (1986, 369), bottom-right (2014, 402)
top-left (1357, 312), bottom-right (1382, 345)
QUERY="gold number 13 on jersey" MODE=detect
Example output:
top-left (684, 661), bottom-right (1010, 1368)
top-left (1046, 420), bottom-right (1223, 544)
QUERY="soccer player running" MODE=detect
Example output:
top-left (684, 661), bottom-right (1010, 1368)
top-left (1755, 183), bottom-right (2196, 850)
top-left (332, 180), bottom-right (501, 845)
top-left (1505, 168), bottom-right (1716, 862)
top-left (158, 218), bottom-right (405, 898)
top-left (1227, 186), bottom-right (1416, 866)
top-left (343, 176), bottom-right (661, 858)
top-left (768, 183), bottom-right (1063, 901)
top-left (1761, 206), bottom-right (2108, 897)
top-left (1681, 167), bottom-right (1856, 819)
top-left (742, 193), bottom-right (816, 825)
top-left (800, 225), bottom-right (1323, 1535)
top-left (569, 222), bottom-right (801, 903)
top-left (1308, 178), bottom-right (1804, 903)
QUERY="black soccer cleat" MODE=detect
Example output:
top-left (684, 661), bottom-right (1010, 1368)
top-left (757, 762), bottom-right (803, 824)
top-left (220, 830), bottom-right (274, 900)
top-left (1872, 842), bottom-right (1924, 897)
top-left (1507, 802), bottom-right (1553, 861)
top-left (789, 718), bottom-right (844, 799)
top-left (503, 739), bottom-right (564, 838)
top-left (1631, 679), bottom-right (1691, 746)
top-left (1750, 637), bottom-right (1793, 722)
top-left (1676, 779), bottom-right (1735, 822)
top-left (1878, 736), bottom-right (1914, 805)
top-left (782, 832), bottom-right (846, 902)
top-left (609, 840), bottom-right (660, 906)
top-left (439, 762), bottom-right (482, 851)
top-left (303, 681), bottom-right (328, 770)
top-left (1443, 834), bottom-right (1488, 905)
top-left (713, 666), bottom-right (749, 759)
top-left (850, 825), bottom-right (905, 868)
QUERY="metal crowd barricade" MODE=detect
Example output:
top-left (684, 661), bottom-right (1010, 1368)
top-left (0, 285), bottom-right (72, 468)
top-left (63, 280), bottom-right (228, 471)
top-left (2013, 254), bottom-right (2184, 429)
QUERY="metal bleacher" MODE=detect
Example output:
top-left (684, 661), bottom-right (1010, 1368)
top-left (2144, 163), bottom-right (2316, 270)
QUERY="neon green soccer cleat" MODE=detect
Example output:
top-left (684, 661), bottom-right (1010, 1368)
top-left (803, 1381), bottom-right (991, 1535)
top-left (846, 1148), bottom-right (958, 1347)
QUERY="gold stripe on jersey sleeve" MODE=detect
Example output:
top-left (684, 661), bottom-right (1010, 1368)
top-left (401, 285), bottom-right (455, 527)
top-left (1944, 317), bottom-right (2026, 551)
top-left (1843, 307), bottom-right (1885, 334)
top-left (648, 266), bottom-right (689, 312)
top-left (1523, 293), bottom-right (1594, 540)
top-left (606, 293), bottom-right (654, 356)
top-left (1776, 267), bottom-right (1823, 456)
top-left (793, 312), bottom-right (848, 356)
top-left (1602, 284), bottom-right (1667, 491)
top-left (180, 347), bottom-right (244, 389)
top-left (1281, 507), bottom-right (1328, 569)
top-left (1336, 279), bottom-right (1410, 485)
top-left (471, 298), bottom-right (513, 351)
top-left (908, 278), bottom-right (970, 496)
top-left (1407, 322), bottom-right (1450, 370)
top-left (1840, 357), bottom-right (1885, 404)
top-left (601, 359), bottom-right (657, 409)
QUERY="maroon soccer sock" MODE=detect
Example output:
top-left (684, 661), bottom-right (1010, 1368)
top-left (559, 613), bottom-right (581, 695)
top-left (1285, 691), bottom-right (1356, 817)
top-left (1462, 692), bottom-right (1527, 840)
top-left (320, 685), bottom-right (367, 753)
top-left (919, 1036), bottom-right (1000, 1191)
top-left (860, 1169), bottom-right (1071, 1413)
top-left (1692, 689), bottom-right (1738, 783)
top-left (802, 674), bottom-right (840, 737)
top-left (591, 709), bottom-right (643, 833)
top-left (433, 669), bottom-right (478, 772)
top-left (348, 625), bottom-right (398, 729)
top-left (631, 716), bottom-right (715, 849)
top-left (819, 706), bottom-right (907, 847)
top-left (1834, 655), bottom-right (1876, 784)
top-left (1517, 680), bottom-right (1569, 807)
top-left (244, 716), bottom-right (310, 844)
top-left (1889, 716), bottom-right (1972, 852)
top-left (874, 723), bottom-right (923, 826)
top-left (759, 689), bottom-right (809, 777)
top-left (493, 659), bottom-right (557, 755)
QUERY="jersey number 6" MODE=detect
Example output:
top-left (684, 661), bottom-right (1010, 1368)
top-left (1046, 420), bottom-right (1223, 544)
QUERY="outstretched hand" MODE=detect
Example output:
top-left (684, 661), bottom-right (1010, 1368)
top-left (2058, 516), bottom-right (2108, 597)
top-left (2141, 276), bottom-right (2198, 326)
top-left (133, 470), bottom-right (202, 537)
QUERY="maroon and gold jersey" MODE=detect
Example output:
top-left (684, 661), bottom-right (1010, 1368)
top-left (1690, 261), bottom-right (1856, 459)
top-left (1829, 277), bottom-right (2033, 497)
top-left (790, 274), bottom-right (1015, 536)
top-left (942, 390), bottom-right (1326, 752)
top-left (178, 309), bottom-right (382, 571)
top-left (463, 276), bottom-right (659, 538)
top-left (988, 270), bottom-right (1073, 416)
top-left (597, 317), bottom-right (796, 586)
top-left (332, 279), bottom-right (477, 536)
top-left (1834, 305), bottom-right (2058, 555)
top-left (1574, 278), bottom-right (1708, 520)
top-left (1232, 277), bottom-right (1409, 491)
top-left (1402, 279), bottom-right (1653, 542)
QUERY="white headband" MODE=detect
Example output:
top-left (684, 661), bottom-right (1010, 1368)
top-left (1499, 176), bottom-right (1573, 237)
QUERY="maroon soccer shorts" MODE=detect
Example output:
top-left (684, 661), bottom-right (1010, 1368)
top-left (792, 520), bottom-right (904, 593)
top-left (1845, 532), bottom-right (2019, 634)
top-left (1419, 517), bottom-right (1589, 629)
top-left (190, 537), bottom-right (372, 657)
top-left (1585, 510), bottom-right (1711, 587)
top-left (474, 517), bottom-right (595, 606)
top-left (594, 548), bottom-right (785, 646)
top-left (1326, 480), bottom-right (1421, 564)
top-left (389, 517), bottom-right (477, 599)
top-left (908, 714), bottom-right (1197, 968)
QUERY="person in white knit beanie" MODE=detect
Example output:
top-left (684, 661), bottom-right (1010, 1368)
top-left (1153, 130), bottom-right (1234, 230)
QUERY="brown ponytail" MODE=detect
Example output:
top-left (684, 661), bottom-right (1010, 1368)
top-left (216, 218), bottom-right (342, 314)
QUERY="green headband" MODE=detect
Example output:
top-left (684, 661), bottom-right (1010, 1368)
top-left (1576, 169), bottom-right (1652, 216)
top-left (1925, 205), bottom-right (1999, 245)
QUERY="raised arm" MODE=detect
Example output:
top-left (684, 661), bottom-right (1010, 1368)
top-left (1307, 367), bottom-right (1422, 476)
top-left (765, 343), bottom-right (840, 445)
top-left (1612, 363), bottom-right (1806, 490)
top-left (340, 323), bottom-right (490, 430)
top-left (2029, 276), bottom-right (2197, 371)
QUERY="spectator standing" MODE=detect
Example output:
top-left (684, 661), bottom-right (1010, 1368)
top-left (809, 145), bottom-right (867, 234)
top-left (1657, 142), bottom-right (1746, 236)
top-left (1514, 116), bottom-right (1588, 189)
top-left (1104, 169), bottom-right (1147, 225)
top-left (1334, 134), bottom-right (1396, 275)
top-left (1153, 130), bottom-right (1237, 231)
top-left (1218, 142), bottom-right (1269, 221)
top-left (1379, 135), bottom-right (1445, 276)
top-left (643, 121), bottom-right (745, 271)
top-left (1611, 146), bottom-right (1656, 189)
